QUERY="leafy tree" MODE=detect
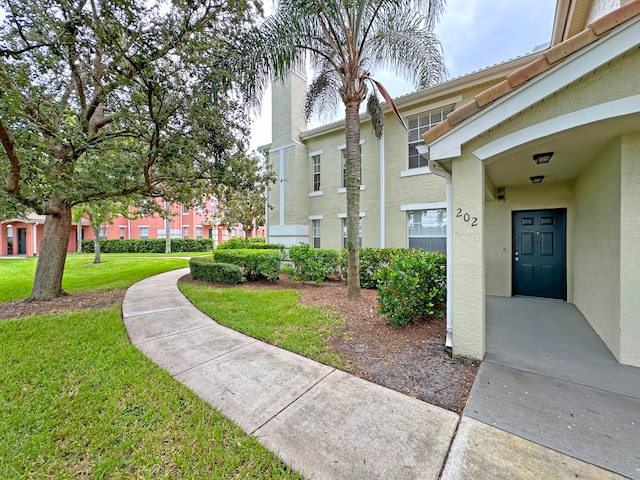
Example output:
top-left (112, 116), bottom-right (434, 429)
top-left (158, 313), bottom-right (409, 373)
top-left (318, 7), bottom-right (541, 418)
top-left (0, 0), bottom-right (259, 300)
top-left (218, 152), bottom-right (275, 240)
top-left (73, 200), bottom-right (137, 263)
top-left (240, 0), bottom-right (446, 298)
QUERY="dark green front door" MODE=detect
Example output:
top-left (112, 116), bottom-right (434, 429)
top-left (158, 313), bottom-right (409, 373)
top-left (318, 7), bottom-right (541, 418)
top-left (17, 228), bottom-right (27, 255)
top-left (512, 209), bottom-right (566, 300)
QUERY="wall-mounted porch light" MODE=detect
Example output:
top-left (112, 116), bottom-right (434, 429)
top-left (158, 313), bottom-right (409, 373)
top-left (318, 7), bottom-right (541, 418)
top-left (533, 151), bottom-right (554, 164)
top-left (530, 175), bottom-right (544, 184)
top-left (497, 187), bottom-right (506, 201)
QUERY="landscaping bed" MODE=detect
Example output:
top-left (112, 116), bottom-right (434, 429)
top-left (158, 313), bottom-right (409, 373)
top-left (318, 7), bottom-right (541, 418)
top-left (180, 274), bottom-right (479, 413)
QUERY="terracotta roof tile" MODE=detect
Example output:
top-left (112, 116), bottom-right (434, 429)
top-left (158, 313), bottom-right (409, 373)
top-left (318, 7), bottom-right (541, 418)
top-left (589, 0), bottom-right (640, 35)
top-left (422, 0), bottom-right (640, 146)
top-left (506, 56), bottom-right (553, 89)
top-left (423, 119), bottom-right (454, 144)
top-left (544, 27), bottom-right (600, 65)
top-left (475, 80), bottom-right (513, 108)
top-left (446, 99), bottom-right (481, 126)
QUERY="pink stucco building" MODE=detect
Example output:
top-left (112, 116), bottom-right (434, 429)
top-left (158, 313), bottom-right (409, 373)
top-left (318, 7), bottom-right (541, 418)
top-left (0, 198), bottom-right (264, 256)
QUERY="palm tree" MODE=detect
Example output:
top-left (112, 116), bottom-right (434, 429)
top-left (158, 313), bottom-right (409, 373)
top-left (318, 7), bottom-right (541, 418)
top-left (243, 0), bottom-right (446, 298)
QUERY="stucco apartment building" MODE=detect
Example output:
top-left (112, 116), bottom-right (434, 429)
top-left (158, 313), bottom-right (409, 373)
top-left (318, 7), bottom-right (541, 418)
top-left (264, 0), bottom-right (640, 368)
top-left (0, 197), bottom-right (264, 256)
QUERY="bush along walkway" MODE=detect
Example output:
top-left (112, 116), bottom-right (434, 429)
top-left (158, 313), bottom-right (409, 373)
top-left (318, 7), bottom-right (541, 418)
top-left (122, 269), bottom-right (627, 480)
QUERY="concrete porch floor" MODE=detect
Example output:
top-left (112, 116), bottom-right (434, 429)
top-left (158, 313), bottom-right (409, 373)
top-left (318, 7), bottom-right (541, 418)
top-left (464, 296), bottom-right (640, 479)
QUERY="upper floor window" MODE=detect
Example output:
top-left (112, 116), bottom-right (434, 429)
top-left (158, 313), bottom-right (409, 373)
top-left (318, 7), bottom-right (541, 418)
top-left (312, 155), bottom-right (321, 192)
top-left (408, 105), bottom-right (454, 169)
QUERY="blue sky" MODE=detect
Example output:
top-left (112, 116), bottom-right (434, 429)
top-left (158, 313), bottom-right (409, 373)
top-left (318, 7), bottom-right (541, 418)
top-left (250, 0), bottom-right (558, 149)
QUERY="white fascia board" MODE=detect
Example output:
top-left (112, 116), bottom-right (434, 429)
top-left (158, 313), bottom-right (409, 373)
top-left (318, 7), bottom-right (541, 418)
top-left (429, 18), bottom-right (640, 161)
top-left (474, 94), bottom-right (640, 160)
top-left (308, 150), bottom-right (324, 157)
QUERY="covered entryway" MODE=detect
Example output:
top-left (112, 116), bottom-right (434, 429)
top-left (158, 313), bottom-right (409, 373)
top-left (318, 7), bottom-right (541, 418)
top-left (465, 296), bottom-right (640, 479)
top-left (512, 209), bottom-right (566, 300)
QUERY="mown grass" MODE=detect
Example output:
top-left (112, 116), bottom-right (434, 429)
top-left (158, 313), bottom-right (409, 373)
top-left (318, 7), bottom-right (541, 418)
top-left (179, 283), bottom-right (350, 370)
top-left (0, 254), bottom-right (190, 302)
top-left (0, 306), bottom-right (303, 479)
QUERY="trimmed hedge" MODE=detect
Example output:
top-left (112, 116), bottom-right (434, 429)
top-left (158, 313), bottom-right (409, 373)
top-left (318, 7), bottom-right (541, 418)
top-left (189, 258), bottom-right (245, 284)
top-left (216, 238), bottom-right (284, 250)
top-left (340, 247), bottom-right (416, 289)
top-left (81, 238), bottom-right (213, 253)
top-left (375, 250), bottom-right (446, 327)
top-left (286, 243), bottom-right (341, 284)
top-left (212, 249), bottom-right (282, 282)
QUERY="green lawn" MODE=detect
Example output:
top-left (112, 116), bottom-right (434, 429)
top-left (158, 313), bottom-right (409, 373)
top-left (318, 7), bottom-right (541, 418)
top-left (0, 306), bottom-right (303, 479)
top-left (179, 283), bottom-right (350, 370)
top-left (0, 254), bottom-right (191, 302)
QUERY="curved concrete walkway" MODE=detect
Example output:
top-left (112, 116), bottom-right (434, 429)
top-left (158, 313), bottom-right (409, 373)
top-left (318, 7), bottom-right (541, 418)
top-left (122, 269), bottom-right (626, 480)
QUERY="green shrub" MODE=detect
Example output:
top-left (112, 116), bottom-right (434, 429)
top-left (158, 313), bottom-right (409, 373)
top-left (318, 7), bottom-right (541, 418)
top-left (189, 258), bottom-right (245, 284)
top-left (216, 238), bottom-right (283, 250)
top-left (287, 243), bottom-right (340, 284)
top-left (339, 247), bottom-right (416, 288)
top-left (212, 249), bottom-right (282, 282)
top-left (81, 238), bottom-right (213, 253)
top-left (375, 250), bottom-right (446, 327)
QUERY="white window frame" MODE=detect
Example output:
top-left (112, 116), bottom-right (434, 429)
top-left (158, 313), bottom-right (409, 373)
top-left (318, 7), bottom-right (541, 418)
top-left (182, 226), bottom-right (189, 238)
top-left (338, 141), bottom-right (365, 191)
top-left (119, 226), bottom-right (126, 240)
top-left (196, 226), bottom-right (203, 239)
top-left (312, 219), bottom-right (320, 248)
top-left (407, 208), bottom-right (447, 253)
top-left (139, 226), bottom-right (149, 239)
top-left (341, 217), bottom-right (363, 249)
top-left (408, 105), bottom-right (455, 170)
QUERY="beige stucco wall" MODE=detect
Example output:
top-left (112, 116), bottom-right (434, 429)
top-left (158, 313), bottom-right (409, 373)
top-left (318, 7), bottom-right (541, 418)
top-left (451, 152), bottom-right (485, 360)
top-left (484, 182), bottom-right (575, 300)
top-left (619, 132), bottom-right (640, 367)
top-left (574, 139), bottom-right (622, 358)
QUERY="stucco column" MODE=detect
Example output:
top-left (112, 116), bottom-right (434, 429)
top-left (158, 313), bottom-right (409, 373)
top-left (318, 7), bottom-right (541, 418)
top-left (619, 133), bottom-right (640, 367)
top-left (451, 153), bottom-right (485, 360)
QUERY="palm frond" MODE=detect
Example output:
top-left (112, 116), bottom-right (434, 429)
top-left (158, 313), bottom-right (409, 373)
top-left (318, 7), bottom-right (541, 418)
top-left (366, 92), bottom-right (384, 139)
top-left (305, 69), bottom-right (341, 122)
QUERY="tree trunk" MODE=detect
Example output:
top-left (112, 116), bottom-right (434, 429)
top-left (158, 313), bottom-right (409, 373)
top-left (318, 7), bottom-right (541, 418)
top-left (28, 200), bottom-right (72, 301)
top-left (345, 100), bottom-right (362, 298)
top-left (76, 222), bottom-right (82, 253)
top-left (91, 225), bottom-right (101, 264)
top-left (165, 201), bottom-right (171, 253)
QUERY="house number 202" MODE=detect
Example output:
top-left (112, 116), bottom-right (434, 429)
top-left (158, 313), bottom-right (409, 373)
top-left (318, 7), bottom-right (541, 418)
top-left (456, 208), bottom-right (478, 227)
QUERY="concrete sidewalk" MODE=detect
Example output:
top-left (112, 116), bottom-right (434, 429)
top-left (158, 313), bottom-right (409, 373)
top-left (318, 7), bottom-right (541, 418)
top-left (122, 269), bottom-right (625, 479)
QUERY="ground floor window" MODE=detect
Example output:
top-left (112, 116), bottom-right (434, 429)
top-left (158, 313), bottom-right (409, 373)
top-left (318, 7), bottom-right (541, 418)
top-left (182, 226), bottom-right (189, 238)
top-left (312, 220), bottom-right (320, 248)
top-left (196, 226), bottom-right (203, 239)
top-left (408, 208), bottom-right (446, 253)
top-left (119, 226), bottom-right (126, 239)
top-left (139, 226), bottom-right (149, 239)
top-left (342, 218), bottom-right (362, 248)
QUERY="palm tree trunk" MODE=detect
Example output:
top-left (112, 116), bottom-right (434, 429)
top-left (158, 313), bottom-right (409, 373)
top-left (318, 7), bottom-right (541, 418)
top-left (28, 199), bottom-right (72, 301)
top-left (345, 100), bottom-right (362, 298)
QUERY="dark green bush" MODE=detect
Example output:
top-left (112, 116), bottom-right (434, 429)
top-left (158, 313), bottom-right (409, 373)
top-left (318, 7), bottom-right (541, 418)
top-left (287, 243), bottom-right (341, 284)
top-left (81, 238), bottom-right (213, 253)
top-left (189, 258), bottom-right (245, 284)
top-left (212, 249), bottom-right (282, 282)
top-left (339, 247), bottom-right (416, 288)
top-left (216, 238), bottom-right (284, 250)
top-left (375, 250), bottom-right (446, 327)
